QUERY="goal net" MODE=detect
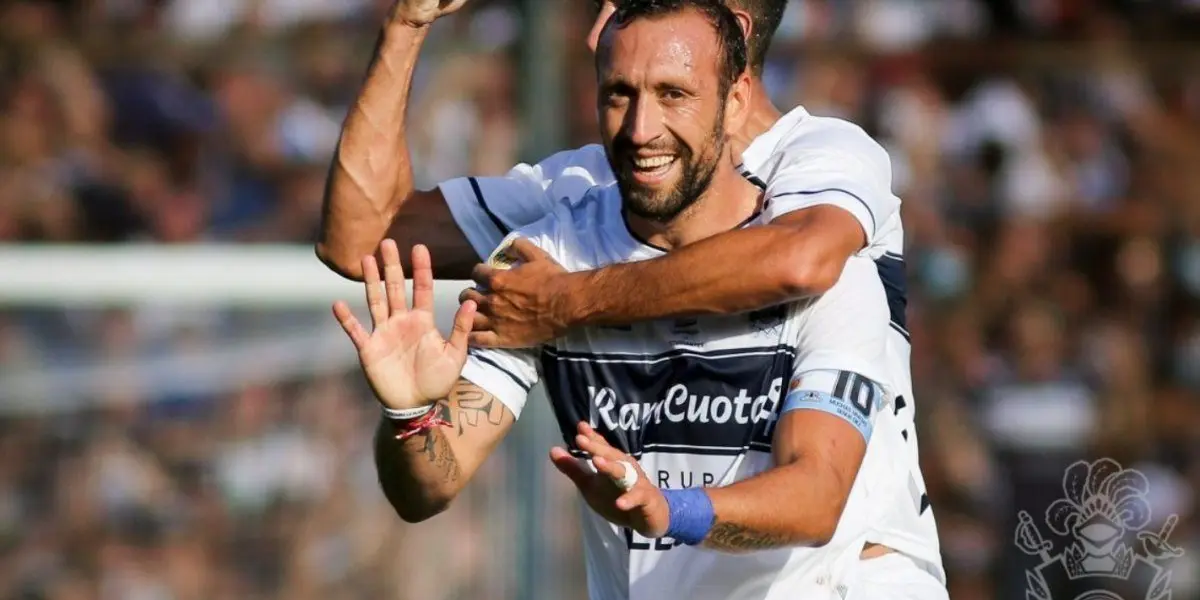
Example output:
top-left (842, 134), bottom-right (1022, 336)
top-left (0, 244), bottom-right (585, 600)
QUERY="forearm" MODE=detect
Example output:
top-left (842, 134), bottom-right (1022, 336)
top-left (373, 400), bottom-right (463, 522)
top-left (317, 24), bottom-right (428, 277)
top-left (373, 380), bottom-right (514, 523)
top-left (699, 460), bottom-right (849, 553)
top-left (568, 208), bottom-right (854, 325)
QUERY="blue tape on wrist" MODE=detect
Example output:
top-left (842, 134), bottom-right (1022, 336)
top-left (663, 488), bottom-right (715, 546)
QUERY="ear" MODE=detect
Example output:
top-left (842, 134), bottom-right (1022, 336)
top-left (723, 72), bottom-right (753, 135)
top-left (730, 9), bottom-right (753, 43)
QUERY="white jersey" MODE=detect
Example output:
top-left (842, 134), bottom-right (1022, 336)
top-left (462, 185), bottom-right (900, 600)
top-left (440, 106), bottom-right (944, 583)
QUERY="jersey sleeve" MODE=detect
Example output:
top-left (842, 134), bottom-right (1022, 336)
top-left (460, 347), bottom-right (540, 420)
top-left (781, 257), bottom-right (893, 441)
top-left (439, 144), bottom-right (611, 260)
top-left (759, 124), bottom-right (900, 248)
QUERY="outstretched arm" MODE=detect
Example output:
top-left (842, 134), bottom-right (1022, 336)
top-left (332, 238), bottom-right (524, 522)
top-left (469, 206), bottom-right (863, 347)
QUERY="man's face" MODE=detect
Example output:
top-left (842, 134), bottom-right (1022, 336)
top-left (596, 9), bottom-right (733, 222)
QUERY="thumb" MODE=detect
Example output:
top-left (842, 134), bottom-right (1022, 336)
top-left (508, 237), bottom-right (554, 264)
top-left (550, 447), bottom-right (593, 488)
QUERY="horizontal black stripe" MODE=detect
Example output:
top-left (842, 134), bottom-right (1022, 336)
top-left (469, 177), bottom-right (511, 236)
top-left (543, 343), bottom-right (796, 362)
top-left (568, 441), bottom-right (773, 459)
top-left (470, 352), bottom-right (532, 391)
top-left (890, 321), bottom-right (911, 342)
top-left (773, 188), bottom-right (876, 235)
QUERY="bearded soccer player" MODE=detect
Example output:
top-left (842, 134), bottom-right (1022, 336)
top-left (333, 2), bottom-right (940, 597)
top-left (320, 0), bottom-right (944, 597)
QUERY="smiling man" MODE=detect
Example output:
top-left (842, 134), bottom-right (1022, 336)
top-left (333, 2), bottom-right (938, 599)
top-left (319, 0), bottom-right (944, 597)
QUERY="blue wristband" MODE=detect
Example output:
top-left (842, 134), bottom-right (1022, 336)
top-left (662, 488), bottom-right (715, 546)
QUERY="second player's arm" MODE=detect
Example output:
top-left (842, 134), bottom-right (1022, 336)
top-left (571, 206), bottom-right (862, 320)
top-left (374, 378), bottom-right (515, 523)
top-left (316, 21), bottom-right (478, 280)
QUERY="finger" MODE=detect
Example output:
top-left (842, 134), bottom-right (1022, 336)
top-left (380, 239), bottom-right (408, 315)
top-left (508, 237), bottom-right (553, 263)
top-left (590, 455), bottom-right (629, 481)
top-left (332, 301), bottom-right (370, 350)
top-left (410, 244), bottom-right (435, 312)
top-left (458, 287), bottom-right (486, 307)
top-left (447, 300), bottom-right (476, 355)
top-left (576, 432), bottom-right (624, 460)
top-left (468, 331), bottom-right (501, 348)
top-left (362, 255), bottom-right (388, 328)
top-left (471, 311), bottom-right (493, 332)
top-left (471, 264), bottom-right (500, 289)
top-left (549, 447), bottom-right (592, 488)
top-left (578, 422), bottom-right (609, 445)
top-left (616, 489), bottom-right (651, 512)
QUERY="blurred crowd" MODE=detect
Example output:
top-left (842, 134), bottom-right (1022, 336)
top-left (2, 0), bottom-right (1200, 598)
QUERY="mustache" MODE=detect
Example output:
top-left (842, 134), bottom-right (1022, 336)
top-left (611, 136), bottom-right (681, 158)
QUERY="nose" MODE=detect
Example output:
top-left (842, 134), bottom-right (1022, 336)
top-left (623, 94), bottom-right (663, 148)
top-left (587, 2), bottom-right (617, 53)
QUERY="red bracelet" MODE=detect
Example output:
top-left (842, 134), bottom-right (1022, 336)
top-left (392, 406), bottom-right (451, 441)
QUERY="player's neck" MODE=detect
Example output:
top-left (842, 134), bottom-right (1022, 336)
top-left (730, 77), bottom-right (782, 156)
top-left (629, 166), bottom-right (761, 251)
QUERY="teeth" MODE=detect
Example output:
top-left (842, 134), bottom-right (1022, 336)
top-left (634, 156), bottom-right (675, 169)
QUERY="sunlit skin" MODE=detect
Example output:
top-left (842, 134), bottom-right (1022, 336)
top-left (589, 0), bottom-right (779, 160)
top-left (595, 8), bottom-right (758, 249)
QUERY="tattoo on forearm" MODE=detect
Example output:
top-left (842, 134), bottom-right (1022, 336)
top-left (705, 522), bottom-right (790, 552)
top-left (449, 384), bottom-right (506, 434)
top-left (414, 419), bottom-right (460, 483)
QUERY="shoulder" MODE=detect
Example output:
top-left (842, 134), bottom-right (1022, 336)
top-left (489, 184), bottom-right (621, 269)
top-left (774, 112), bottom-right (891, 178)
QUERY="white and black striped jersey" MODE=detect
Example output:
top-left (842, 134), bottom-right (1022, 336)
top-left (441, 104), bottom-right (945, 585)
top-left (460, 181), bottom-right (905, 600)
top-left (440, 105), bottom-right (944, 586)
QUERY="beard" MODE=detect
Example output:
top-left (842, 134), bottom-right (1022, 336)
top-left (606, 108), bottom-right (727, 223)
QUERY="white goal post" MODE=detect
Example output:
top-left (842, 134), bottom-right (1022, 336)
top-left (0, 244), bottom-right (474, 415)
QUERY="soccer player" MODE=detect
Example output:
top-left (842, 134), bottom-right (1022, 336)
top-left (333, 2), bottom-right (937, 598)
top-left (319, 0), bottom-right (943, 597)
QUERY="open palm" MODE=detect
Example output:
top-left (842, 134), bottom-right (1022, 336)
top-left (333, 240), bottom-right (476, 410)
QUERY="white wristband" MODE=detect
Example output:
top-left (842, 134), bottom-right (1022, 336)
top-left (382, 404), bottom-right (435, 422)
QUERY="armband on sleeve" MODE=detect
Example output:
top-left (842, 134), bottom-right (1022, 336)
top-left (781, 369), bottom-right (884, 441)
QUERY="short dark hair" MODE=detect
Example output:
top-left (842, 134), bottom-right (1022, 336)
top-left (724, 0), bottom-right (786, 74)
top-left (601, 0), bottom-right (748, 95)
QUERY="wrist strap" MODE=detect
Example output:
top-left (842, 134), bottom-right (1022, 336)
top-left (383, 404), bottom-right (435, 422)
top-left (390, 406), bottom-right (450, 441)
top-left (663, 488), bottom-right (716, 546)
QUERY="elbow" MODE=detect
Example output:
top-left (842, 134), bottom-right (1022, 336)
top-left (386, 485), bottom-right (457, 524)
top-left (315, 241), bottom-right (366, 281)
top-left (795, 490), bottom-right (851, 548)
top-left (799, 514), bottom-right (840, 548)
top-left (776, 252), bottom-right (845, 299)
top-left (393, 495), bottom-right (454, 524)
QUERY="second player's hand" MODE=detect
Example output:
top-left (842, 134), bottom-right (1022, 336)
top-left (387, 0), bottom-right (471, 28)
top-left (461, 238), bottom-right (574, 348)
top-left (333, 240), bottom-right (476, 411)
top-left (551, 423), bottom-right (669, 539)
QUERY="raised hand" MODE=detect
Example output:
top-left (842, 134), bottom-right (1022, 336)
top-left (387, 0), bottom-right (471, 28)
top-left (333, 240), bottom-right (476, 411)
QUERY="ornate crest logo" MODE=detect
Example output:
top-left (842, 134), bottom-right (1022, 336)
top-left (1015, 458), bottom-right (1184, 600)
